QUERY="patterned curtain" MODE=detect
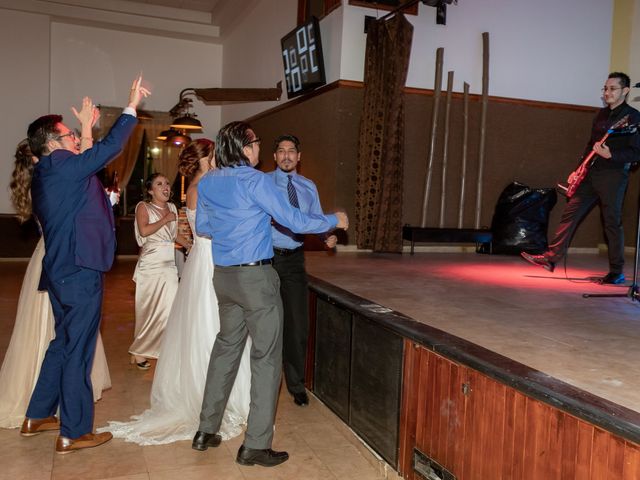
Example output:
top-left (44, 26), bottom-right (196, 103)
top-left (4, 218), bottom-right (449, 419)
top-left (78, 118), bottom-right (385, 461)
top-left (98, 107), bottom-right (147, 189)
top-left (355, 14), bottom-right (413, 252)
top-left (143, 113), bottom-right (181, 184)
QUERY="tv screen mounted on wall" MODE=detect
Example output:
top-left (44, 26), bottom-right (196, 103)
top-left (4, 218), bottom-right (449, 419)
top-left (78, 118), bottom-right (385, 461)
top-left (281, 17), bottom-right (326, 99)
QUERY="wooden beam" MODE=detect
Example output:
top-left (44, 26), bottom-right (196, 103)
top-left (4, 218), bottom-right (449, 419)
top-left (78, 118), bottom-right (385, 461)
top-left (193, 81), bottom-right (282, 102)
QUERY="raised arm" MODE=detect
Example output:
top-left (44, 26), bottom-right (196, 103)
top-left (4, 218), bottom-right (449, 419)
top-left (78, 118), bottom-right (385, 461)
top-left (68, 75), bottom-right (151, 180)
top-left (72, 96), bottom-right (100, 153)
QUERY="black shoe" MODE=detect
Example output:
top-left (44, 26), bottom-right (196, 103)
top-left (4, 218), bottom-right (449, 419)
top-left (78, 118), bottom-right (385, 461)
top-left (293, 391), bottom-right (309, 406)
top-left (520, 252), bottom-right (555, 272)
top-left (600, 272), bottom-right (625, 285)
top-left (192, 431), bottom-right (222, 451)
top-left (236, 445), bottom-right (289, 467)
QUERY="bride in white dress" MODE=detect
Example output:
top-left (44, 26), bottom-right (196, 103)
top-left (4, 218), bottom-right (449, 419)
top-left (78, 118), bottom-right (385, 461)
top-left (101, 139), bottom-right (251, 445)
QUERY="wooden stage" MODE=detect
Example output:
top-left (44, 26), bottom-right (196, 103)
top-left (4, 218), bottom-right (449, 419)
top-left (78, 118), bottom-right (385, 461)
top-left (305, 250), bottom-right (640, 414)
top-left (304, 249), bottom-right (640, 478)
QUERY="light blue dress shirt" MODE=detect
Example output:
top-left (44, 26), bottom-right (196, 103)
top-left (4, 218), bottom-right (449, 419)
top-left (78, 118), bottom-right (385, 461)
top-left (196, 166), bottom-right (338, 267)
top-left (268, 169), bottom-right (327, 249)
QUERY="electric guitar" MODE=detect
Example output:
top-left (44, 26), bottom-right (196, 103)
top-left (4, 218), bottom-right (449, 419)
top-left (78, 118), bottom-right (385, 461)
top-left (558, 115), bottom-right (630, 198)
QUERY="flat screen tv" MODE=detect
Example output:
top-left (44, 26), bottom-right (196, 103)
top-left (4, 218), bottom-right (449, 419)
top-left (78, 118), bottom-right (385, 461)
top-left (281, 17), bottom-right (326, 99)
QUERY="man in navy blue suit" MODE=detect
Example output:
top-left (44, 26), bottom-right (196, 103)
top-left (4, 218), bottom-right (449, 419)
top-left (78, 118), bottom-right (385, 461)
top-left (20, 76), bottom-right (150, 454)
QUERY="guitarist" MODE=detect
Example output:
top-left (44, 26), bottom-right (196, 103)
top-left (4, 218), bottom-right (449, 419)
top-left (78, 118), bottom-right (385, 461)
top-left (522, 72), bottom-right (640, 284)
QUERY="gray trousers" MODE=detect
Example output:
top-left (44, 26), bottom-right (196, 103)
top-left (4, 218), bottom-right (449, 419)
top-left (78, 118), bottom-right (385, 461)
top-left (198, 264), bottom-right (283, 449)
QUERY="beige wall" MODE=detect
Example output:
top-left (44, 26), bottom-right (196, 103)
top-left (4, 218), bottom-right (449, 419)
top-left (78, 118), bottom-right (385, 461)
top-left (0, 9), bottom-right (223, 214)
top-left (0, 10), bottom-right (50, 214)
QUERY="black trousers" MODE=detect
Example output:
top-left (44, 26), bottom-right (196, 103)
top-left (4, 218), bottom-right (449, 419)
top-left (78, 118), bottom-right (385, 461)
top-left (272, 248), bottom-right (308, 394)
top-left (546, 168), bottom-right (629, 273)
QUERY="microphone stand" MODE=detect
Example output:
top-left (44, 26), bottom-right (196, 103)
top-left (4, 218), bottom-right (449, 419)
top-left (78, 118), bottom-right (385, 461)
top-left (583, 185), bottom-right (640, 300)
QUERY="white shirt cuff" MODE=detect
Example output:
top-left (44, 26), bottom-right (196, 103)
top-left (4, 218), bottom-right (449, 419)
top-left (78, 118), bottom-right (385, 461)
top-left (123, 106), bottom-right (137, 117)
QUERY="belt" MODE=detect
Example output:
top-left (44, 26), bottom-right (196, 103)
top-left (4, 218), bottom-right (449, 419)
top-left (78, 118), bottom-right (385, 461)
top-left (224, 258), bottom-right (273, 267)
top-left (273, 246), bottom-right (303, 256)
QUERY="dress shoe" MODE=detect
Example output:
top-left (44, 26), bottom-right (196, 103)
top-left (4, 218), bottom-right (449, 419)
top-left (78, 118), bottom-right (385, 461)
top-left (600, 272), bottom-right (625, 285)
top-left (130, 355), bottom-right (151, 370)
top-left (55, 432), bottom-right (112, 454)
top-left (520, 252), bottom-right (555, 272)
top-left (136, 360), bottom-right (151, 370)
top-left (236, 445), bottom-right (289, 467)
top-left (20, 416), bottom-right (59, 436)
top-left (293, 391), bottom-right (309, 406)
top-left (192, 431), bottom-right (222, 451)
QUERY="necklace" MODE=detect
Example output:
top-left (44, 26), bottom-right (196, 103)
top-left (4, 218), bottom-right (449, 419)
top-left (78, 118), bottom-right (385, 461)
top-left (150, 202), bottom-right (168, 210)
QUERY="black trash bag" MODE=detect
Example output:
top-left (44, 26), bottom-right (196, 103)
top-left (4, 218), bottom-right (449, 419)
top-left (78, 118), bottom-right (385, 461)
top-left (490, 181), bottom-right (557, 255)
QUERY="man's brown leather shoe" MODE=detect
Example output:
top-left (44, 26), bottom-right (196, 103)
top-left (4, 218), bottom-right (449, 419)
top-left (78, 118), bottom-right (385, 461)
top-left (55, 432), bottom-right (113, 454)
top-left (20, 416), bottom-right (60, 437)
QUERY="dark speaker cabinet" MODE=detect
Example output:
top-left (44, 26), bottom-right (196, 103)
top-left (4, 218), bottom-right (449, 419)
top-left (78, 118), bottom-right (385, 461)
top-left (314, 298), bottom-right (352, 422)
top-left (313, 296), bottom-right (403, 468)
top-left (350, 315), bottom-right (403, 467)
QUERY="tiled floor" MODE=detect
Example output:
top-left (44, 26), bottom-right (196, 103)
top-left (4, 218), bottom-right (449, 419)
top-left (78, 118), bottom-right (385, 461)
top-left (0, 258), bottom-right (398, 480)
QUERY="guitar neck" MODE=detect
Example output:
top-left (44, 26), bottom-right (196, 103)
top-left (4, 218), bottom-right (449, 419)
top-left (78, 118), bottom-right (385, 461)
top-left (580, 130), bottom-right (612, 168)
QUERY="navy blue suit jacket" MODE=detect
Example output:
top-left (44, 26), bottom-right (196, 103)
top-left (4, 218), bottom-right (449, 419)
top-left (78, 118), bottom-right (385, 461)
top-left (31, 114), bottom-right (137, 287)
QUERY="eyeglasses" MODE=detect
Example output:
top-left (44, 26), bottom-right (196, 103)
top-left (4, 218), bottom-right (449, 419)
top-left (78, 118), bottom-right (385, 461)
top-left (244, 137), bottom-right (261, 147)
top-left (56, 131), bottom-right (77, 141)
top-left (601, 87), bottom-right (622, 93)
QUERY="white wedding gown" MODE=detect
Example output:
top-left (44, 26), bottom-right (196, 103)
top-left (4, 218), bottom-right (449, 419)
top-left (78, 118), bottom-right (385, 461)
top-left (100, 208), bottom-right (252, 445)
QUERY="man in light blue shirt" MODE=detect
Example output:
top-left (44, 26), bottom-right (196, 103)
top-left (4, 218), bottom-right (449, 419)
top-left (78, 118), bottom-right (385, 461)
top-left (193, 121), bottom-right (348, 467)
top-left (268, 135), bottom-right (336, 408)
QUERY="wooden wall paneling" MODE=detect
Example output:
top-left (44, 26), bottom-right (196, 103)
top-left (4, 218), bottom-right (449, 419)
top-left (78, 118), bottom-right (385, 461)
top-left (523, 399), bottom-right (552, 479)
top-left (574, 421), bottom-right (595, 479)
top-left (622, 441), bottom-right (640, 479)
top-left (463, 368), bottom-right (488, 480)
top-left (396, 343), bottom-right (640, 480)
top-left (398, 341), bottom-right (420, 479)
top-left (480, 375), bottom-right (506, 479)
top-left (499, 387), bottom-right (517, 480)
top-left (415, 347), bottom-right (432, 455)
top-left (590, 427), bottom-right (610, 479)
top-left (444, 358), bottom-right (464, 469)
top-left (559, 414), bottom-right (580, 479)
top-left (607, 436), bottom-right (626, 479)
top-left (430, 352), bottom-right (449, 462)
top-left (421, 348), bottom-right (438, 460)
top-left (546, 409), bottom-right (564, 479)
top-left (508, 383), bottom-right (528, 479)
top-left (452, 365), bottom-right (470, 476)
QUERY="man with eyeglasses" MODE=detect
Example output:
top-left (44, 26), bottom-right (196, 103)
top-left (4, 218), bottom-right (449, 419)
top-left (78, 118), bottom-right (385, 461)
top-left (192, 121), bottom-right (348, 467)
top-left (20, 76), bottom-right (150, 453)
top-left (522, 72), bottom-right (640, 284)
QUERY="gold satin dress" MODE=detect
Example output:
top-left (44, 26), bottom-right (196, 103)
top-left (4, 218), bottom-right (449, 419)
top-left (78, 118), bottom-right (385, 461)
top-left (129, 202), bottom-right (179, 359)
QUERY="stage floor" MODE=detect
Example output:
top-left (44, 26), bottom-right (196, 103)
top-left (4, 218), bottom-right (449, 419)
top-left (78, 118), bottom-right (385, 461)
top-left (305, 250), bottom-right (640, 414)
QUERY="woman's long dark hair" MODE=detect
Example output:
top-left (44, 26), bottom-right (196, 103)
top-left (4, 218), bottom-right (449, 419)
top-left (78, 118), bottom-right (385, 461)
top-left (10, 140), bottom-right (36, 223)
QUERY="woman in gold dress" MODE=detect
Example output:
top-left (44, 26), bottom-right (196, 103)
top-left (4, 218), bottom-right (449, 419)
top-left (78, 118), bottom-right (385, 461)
top-left (129, 173), bottom-right (191, 369)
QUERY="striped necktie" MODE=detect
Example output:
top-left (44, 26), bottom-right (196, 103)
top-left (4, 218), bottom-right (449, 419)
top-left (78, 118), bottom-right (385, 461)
top-left (287, 175), bottom-right (300, 208)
